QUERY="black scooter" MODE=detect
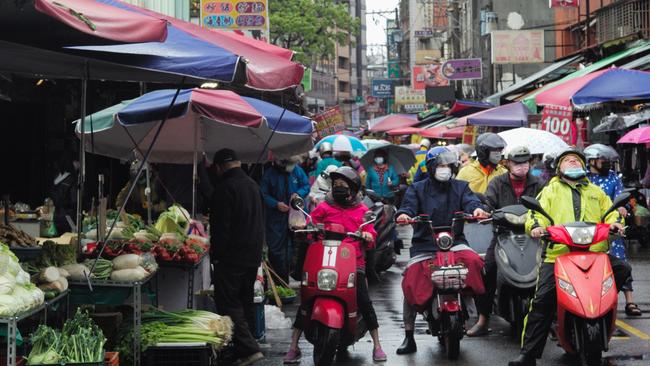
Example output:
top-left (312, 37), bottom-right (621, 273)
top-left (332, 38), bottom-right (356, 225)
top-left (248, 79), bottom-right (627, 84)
top-left (363, 188), bottom-right (402, 283)
top-left (490, 204), bottom-right (541, 337)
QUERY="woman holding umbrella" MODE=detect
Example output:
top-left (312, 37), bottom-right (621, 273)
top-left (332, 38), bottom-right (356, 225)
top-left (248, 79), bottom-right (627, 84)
top-left (365, 149), bottom-right (399, 201)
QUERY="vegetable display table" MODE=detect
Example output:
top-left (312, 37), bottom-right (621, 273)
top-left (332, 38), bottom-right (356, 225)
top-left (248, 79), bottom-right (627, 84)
top-left (158, 253), bottom-right (208, 309)
top-left (68, 273), bottom-right (157, 366)
top-left (0, 290), bottom-right (70, 366)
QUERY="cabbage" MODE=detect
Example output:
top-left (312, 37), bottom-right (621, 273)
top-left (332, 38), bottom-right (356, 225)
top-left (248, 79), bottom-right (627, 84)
top-left (0, 274), bottom-right (14, 295)
top-left (168, 205), bottom-right (191, 229)
top-left (0, 294), bottom-right (20, 316)
top-left (12, 285), bottom-right (34, 311)
top-left (0, 250), bottom-right (21, 277)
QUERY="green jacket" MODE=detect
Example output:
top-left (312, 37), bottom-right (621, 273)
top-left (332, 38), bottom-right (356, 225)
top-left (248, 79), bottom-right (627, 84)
top-left (456, 160), bottom-right (507, 194)
top-left (525, 176), bottom-right (623, 263)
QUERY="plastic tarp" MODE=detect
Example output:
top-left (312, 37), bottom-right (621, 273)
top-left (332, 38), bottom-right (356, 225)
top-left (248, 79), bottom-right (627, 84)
top-left (463, 102), bottom-right (529, 127)
top-left (446, 100), bottom-right (493, 117)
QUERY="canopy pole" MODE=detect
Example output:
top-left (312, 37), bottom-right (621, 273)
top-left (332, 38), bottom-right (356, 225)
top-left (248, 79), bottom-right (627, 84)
top-left (251, 107), bottom-right (288, 177)
top-left (86, 80), bottom-right (186, 288)
top-left (145, 163), bottom-right (152, 225)
top-left (192, 118), bottom-right (198, 218)
top-left (76, 62), bottom-right (88, 257)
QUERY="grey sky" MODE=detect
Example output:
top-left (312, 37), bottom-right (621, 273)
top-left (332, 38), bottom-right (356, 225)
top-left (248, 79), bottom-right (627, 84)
top-left (366, 0), bottom-right (399, 57)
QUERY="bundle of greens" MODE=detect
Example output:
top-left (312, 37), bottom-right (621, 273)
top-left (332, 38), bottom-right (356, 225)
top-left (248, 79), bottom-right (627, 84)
top-left (82, 258), bottom-right (113, 280)
top-left (26, 309), bottom-right (106, 365)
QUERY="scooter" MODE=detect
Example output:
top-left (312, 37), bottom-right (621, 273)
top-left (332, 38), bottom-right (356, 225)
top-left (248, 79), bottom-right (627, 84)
top-left (521, 193), bottom-right (629, 366)
top-left (290, 196), bottom-right (376, 366)
top-left (401, 212), bottom-right (482, 360)
top-left (363, 189), bottom-right (399, 283)
top-left (491, 204), bottom-right (541, 337)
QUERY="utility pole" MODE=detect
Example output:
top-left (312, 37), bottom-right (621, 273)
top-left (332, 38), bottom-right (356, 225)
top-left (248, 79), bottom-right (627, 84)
top-left (585, 0), bottom-right (591, 48)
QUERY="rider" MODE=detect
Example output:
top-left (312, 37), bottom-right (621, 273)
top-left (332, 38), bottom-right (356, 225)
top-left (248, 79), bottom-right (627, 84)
top-left (467, 146), bottom-right (543, 337)
top-left (366, 149), bottom-right (400, 201)
top-left (509, 147), bottom-right (632, 366)
top-left (283, 166), bottom-right (387, 364)
top-left (456, 132), bottom-right (508, 193)
top-left (408, 138), bottom-right (431, 184)
top-left (584, 144), bottom-right (642, 317)
top-left (395, 146), bottom-right (489, 355)
top-left (314, 142), bottom-right (342, 178)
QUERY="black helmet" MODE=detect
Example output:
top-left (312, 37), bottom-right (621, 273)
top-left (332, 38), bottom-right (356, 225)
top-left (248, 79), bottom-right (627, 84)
top-left (554, 147), bottom-right (586, 173)
top-left (329, 166), bottom-right (361, 194)
top-left (476, 132), bottom-right (506, 166)
top-left (504, 146), bottom-right (531, 163)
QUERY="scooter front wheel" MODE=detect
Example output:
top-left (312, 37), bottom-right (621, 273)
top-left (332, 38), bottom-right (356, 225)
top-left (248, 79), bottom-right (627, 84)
top-left (313, 322), bottom-right (341, 366)
top-left (444, 313), bottom-right (462, 360)
top-left (578, 321), bottom-right (602, 366)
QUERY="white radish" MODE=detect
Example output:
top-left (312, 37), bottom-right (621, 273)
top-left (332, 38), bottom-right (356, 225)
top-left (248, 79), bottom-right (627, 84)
top-left (112, 254), bottom-right (142, 270)
top-left (38, 267), bottom-right (60, 283)
top-left (56, 277), bottom-right (68, 291)
top-left (110, 266), bottom-right (147, 282)
top-left (61, 264), bottom-right (91, 281)
top-left (57, 268), bottom-right (70, 278)
top-left (39, 281), bottom-right (63, 293)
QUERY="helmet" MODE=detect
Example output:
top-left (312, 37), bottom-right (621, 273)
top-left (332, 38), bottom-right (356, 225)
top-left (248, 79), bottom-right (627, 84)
top-left (420, 138), bottom-right (431, 149)
top-left (543, 151), bottom-right (558, 170)
top-left (504, 146), bottom-right (531, 163)
top-left (584, 143), bottom-right (619, 162)
top-left (476, 132), bottom-right (506, 165)
top-left (329, 166), bottom-right (362, 194)
top-left (554, 147), bottom-right (586, 173)
top-left (426, 146), bottom-right (459, 168)
top-left (318, 142), bottom-right (333, 156)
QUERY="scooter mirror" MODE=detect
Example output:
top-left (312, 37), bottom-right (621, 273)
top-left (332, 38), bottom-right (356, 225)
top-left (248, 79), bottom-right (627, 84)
top-left (601, 192), bottom-right (631, 222)
top-left (360, 212), bottom-right (377, 229)
top-left (290, 196), bottom-right (305, 210)
top-left (365, 189), bottom-right (382, 202)
top-left (520, 196), bottom-right (554, 226)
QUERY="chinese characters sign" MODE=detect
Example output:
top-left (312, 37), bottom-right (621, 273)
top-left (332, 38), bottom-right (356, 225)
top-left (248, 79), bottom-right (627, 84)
top-left (491, 30), bottom-right (545, 64)
top-left (314, 106), bottom-right (345, 138)
top-left (440, 58), bottom-right (482, 80)
top-left (200, 1), bottom-right (268, 30)
top-left (540, 105), bottom-right (587, 146)
top-left (394, 86), bottom-right (426, 105)
top-left (412, 65), bottom-right (450, 89)
top-left (372, 79), bottom-right (395, 98)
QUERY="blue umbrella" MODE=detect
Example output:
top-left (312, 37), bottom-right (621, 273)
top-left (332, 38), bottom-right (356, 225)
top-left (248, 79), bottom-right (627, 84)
top-left (314, 135), bottom-right (367, 156)
top-left (572, 68), bottom-right (650, 109)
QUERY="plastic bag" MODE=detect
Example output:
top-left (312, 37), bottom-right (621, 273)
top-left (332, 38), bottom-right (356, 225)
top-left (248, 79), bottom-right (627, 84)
top-left (288, 207), bottom-right (306, 230)
top-left (264, 305), bottom-right (292, 329)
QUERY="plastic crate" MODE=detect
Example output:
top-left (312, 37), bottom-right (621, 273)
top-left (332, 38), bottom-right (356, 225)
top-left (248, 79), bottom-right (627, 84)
top-left (104, 352), bottom-right (119, 366)
top-left (142, 344), bottom-right (213, 366)
top-left (0, 357), bottom-right (25, 366)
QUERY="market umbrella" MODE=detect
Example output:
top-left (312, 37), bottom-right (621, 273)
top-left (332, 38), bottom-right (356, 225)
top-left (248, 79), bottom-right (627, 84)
top-left (459, 102), bottom-right (529, 127)
top-left (387, 127), bottom-right (424, 136)
top-left (314, 135), bottom-right (367, 155)
top-left (534, 69), bottom-right (608, 108)
top-left (617, 126), bottom-right (650, 144)
top-left (497, 127), bottom-right (568, 155)
top-left (360, 142), bottom-right (416, 175)
top-left (360, 139), bottom-right (391, 151)
top-left (446, 100), bottom-right (493, 117)
top-left (367, 114), bottom-right (419, 132)
top-left (572, 68), bottom-right (650, 109)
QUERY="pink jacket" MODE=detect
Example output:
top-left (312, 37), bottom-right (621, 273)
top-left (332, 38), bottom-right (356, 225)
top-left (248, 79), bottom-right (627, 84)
top-left (311, 201), bottom-right (376, 269)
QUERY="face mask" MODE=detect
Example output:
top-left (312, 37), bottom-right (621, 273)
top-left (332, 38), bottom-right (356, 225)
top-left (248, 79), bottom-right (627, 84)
top-left (489, 151), bottom-right (502, 165)
top-left (434, 167), bottom-right (452, 182)
top-left (530, 168), bottom-right (542, 177)
top-left (332, 186), bottom-right (351, 204)
top-left (285, 164), bottom-right (296, 173)
top-left (510, 162), bottom-right (530, 179)
top-left (374, 157), bottom-right (385, 165)
top-left (562, 167), bottom-right (587, 180)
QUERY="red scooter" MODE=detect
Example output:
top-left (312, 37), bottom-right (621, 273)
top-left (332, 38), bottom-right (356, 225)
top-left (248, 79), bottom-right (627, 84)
top-left (521, 193), bottom-right (629, 366)
top-left (290, 197), bottom-right (376, 366)
top-left (400, 212), bottom-right (483, 360)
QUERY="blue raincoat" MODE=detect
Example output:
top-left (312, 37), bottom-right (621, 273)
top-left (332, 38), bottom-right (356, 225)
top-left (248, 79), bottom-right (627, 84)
top-left (587, 170), bottom-right (627, 260)
top-left (260, 165), bottom-right (310, 280)
top-left (366, 165), bottom-right (399, 199)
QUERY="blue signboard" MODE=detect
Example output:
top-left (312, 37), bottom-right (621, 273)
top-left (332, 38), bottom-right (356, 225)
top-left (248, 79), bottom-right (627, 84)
top-left (372, 79), bottom-right (394, 98)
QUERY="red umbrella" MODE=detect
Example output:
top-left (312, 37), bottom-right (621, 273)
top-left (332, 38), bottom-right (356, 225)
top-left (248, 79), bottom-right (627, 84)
top-left (387, 127), bottom-right (423, 136)
top-left (368, 114), bottom-right (419, 132)
top-left (440, 126), bottom-right (464, 139)
top-left (617, 126), bottom-right (650, 144)
top-left (35, 0), bottom-right (167, 43)
top-left (534, 69), bottom-right (608, 108)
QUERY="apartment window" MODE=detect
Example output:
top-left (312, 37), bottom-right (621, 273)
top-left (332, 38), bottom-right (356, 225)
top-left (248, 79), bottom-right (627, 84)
top-left (339, 81), bottom-right (350, 93)
top-left (338, 57), bottom-right (349, 69)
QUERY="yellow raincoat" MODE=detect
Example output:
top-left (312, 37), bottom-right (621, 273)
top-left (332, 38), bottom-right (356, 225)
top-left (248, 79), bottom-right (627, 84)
top-left (455, 160), bottom-right (507, 194)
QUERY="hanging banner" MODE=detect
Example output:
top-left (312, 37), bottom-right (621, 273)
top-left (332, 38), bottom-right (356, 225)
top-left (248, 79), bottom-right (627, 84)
top-left (540, 105), bottom-right (582, 145)
top-left (314, 106), bottom-right (345, 138)
top-left (413, 65), bottom-right (450, 89)
top-left (200, 0), bottom-right (269, 40)
top-left (550, 0), bottom-right (580, 8)
top-left (440, 58), bottom-right (482, 80)
top-left (395, 86), bottom-right (426, 105)
top-left (372, 79), bottom-right (395, 98)
top-left (491, 30), bottom-right (545, 64)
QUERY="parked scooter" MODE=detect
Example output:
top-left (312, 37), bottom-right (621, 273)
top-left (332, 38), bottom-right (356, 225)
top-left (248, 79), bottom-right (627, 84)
top-left (521, 193), bottom-right (629, 366)
top-left (363, 189), bottom-right (400, 283)
top-left (490, 204), bottom-right (541, 337)
top-left (290, 196), bottom-right (376, 366)
top-left (400, 212), bottom-right (483, 360)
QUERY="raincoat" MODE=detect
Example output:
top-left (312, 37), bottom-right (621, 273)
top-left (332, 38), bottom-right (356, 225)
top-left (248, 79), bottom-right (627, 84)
top-left (260, 165), bottom-right (310, 279)
top-left (314, 156), bottom-right (342, 178)
top-left (407, 148), bottom-right (428, 184)
top-left (310, 200), bottom-right (377, 269)
top-left (525, 176), bottom-right (623, 263)
top-left (587, 170), bottom-right (626, 260)
top-left (366, 165), bottom-right (399, 199)
top-left (456, 160), bottom-right (507, 194)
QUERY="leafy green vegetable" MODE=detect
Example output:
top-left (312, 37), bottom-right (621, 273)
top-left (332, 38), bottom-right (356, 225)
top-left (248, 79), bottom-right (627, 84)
top-left (83, 258), bottom-right (113, 280)
top-left (265, 286), bottom-right (296, 299)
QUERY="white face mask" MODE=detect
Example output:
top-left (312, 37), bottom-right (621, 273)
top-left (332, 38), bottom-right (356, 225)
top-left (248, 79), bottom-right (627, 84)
top-left (489, 151), bottom-right (502, 165)
top-left (434, 167), bottom-right (452, 182)
top-left (374, 157), bottom-right (385, 165)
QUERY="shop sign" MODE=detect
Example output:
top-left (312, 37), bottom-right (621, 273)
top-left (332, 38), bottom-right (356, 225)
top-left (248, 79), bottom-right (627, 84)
top-left (491, 30), bottom-right (544, 64)
top-left (550, 0), bottom-right (579, 8)
top-left (412, 65), bottom-right (450, 89)
top-left (440, 58), bottom-right (482, 80)
top-left (540, 105), bottom-right (581, 145)
top-left (403, 104), bottom-right (427, 113)
top-left (314, 106), bottom-right (345, 137)
top-left (372, 79), bottom-right (395, 98)
top-left (388, 61), bottom-right (400, 78)
top-left (395, 86), bottom-right (426, 105)
top-left (200, 0), bottom-right (268, 30)
top-left (415, 29), bottom-right (434, 38)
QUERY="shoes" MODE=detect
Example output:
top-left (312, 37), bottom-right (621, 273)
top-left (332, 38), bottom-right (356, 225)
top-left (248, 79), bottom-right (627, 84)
top-left (466, 322), bottom-right (490, 337)
top-left (283, 348), bottom-right (301, 364)
top-left (236, 352), bottom-right (264, 366)
top-left (336, 347), bottom-right (350, 360)
top-left (625, 302), bottom-right (643, 317)
top-left (373, 347), bottom-right (388, 362)
top-left (508, 354), bottom-right (536, 366)
top-left (396, 336), bottom-right (417, 355)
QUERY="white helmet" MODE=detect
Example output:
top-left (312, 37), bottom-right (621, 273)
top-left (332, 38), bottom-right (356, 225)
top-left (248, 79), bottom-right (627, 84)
top-left (420, 138), bottom-right (431, 149)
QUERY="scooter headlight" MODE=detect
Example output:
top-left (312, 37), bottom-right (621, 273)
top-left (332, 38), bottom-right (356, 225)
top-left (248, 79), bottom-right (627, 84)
top-left (317, 269), bottom-right (339, 291)
top-left (504, 212), bottom-right (528, 225)
top-left (601, 275), bottom-right (614, 297)
top-left (558, 278), bottom-right (577, 297)
top-left (565, 226), bottom-right (596, 245)
top-left (437, 233), bottom-right (454, 250)
top-left (497, 247), bottom-right (509, 265)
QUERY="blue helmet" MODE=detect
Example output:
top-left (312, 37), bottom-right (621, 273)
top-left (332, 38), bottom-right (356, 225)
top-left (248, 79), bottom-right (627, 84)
top-left (426, 146), bottom-right (459, 167)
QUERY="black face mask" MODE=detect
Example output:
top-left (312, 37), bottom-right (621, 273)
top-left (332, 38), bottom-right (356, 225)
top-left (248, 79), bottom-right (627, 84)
top-left (598, 161), bottom-right (611, 175)
top-left (332, 186), bottom-right (351, 205)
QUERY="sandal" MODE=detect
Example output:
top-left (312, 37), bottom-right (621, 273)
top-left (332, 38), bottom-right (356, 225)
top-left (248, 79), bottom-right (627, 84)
top-left (466, 322), bottom-right (490, 337)
top-left (625, 303), bottom-right (642, 317)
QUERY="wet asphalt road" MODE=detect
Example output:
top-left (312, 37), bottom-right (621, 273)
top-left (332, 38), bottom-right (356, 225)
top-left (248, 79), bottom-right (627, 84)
top-left (256, 242), bottom-right (650, 366)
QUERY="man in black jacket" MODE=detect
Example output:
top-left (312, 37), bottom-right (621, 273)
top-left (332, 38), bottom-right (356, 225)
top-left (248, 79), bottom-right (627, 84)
top-left (210, 149), bottom-right (264, 366)
top-left (467, 146), bottom-right (543, 337)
